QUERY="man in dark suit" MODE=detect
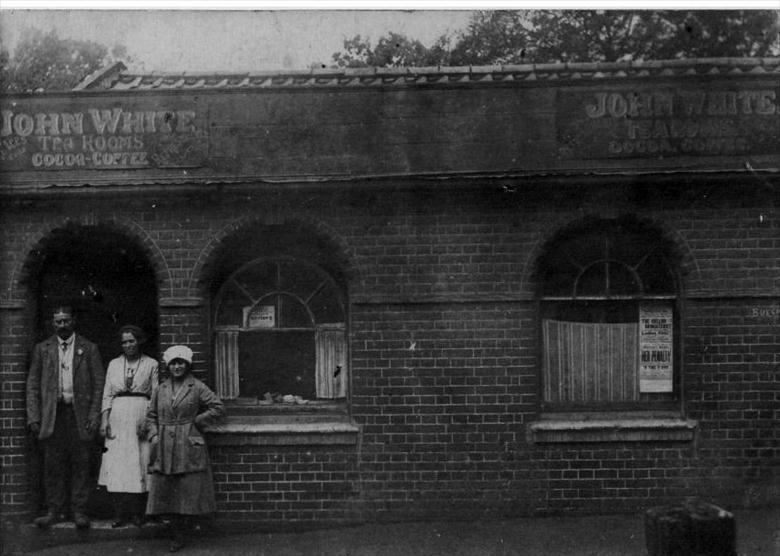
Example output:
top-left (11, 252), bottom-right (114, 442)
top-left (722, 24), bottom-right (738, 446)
top-left (27, 305), bottom-right (105, 529)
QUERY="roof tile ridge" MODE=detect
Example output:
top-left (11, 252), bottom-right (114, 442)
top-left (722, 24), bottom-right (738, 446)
top-left (87, 57), bottom-right (780, 90)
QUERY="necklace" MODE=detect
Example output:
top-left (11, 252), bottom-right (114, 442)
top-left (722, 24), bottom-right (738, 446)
top-left (124, 355), bottom-right (139, 390)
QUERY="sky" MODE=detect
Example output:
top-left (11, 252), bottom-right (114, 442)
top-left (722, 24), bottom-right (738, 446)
top-left (0, 9), bottom-right (476, 72)
top-left (1, 2), bottom-right (777, 73)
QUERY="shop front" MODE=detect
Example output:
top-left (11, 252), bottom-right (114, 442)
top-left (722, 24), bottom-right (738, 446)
top-left (1, 57), bottom-right (778, 526)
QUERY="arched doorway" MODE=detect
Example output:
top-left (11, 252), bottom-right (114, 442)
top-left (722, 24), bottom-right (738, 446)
top-left (31, 224), bottom-right (159, 360)
top-left (26, 222), bottom-right (159, 518)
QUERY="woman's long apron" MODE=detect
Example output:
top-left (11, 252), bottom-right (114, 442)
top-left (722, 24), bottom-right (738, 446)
top-left (98, 395), bottom-right (150, 493)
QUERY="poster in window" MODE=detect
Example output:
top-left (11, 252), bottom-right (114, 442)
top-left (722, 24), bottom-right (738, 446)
top-left (244, 304), bottom-right (275, 329)
top-left (639, 304), bottom-right (673, 392)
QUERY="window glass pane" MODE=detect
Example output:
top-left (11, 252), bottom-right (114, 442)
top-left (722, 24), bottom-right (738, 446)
top-left (638, 252), bottom-right (675, 294)
top-left (608, 262), bottom-right (640, 295)
top-left (309, 283), bottom-right (345, 323)
top-left (278, 260), bottom-right (325, 300)
top-left (544, 300), bottom-right (637, 323)
top-left (569, 234), bottom-right (606, 265)
top-left (610, 231), bottom-right (652, 266)
top-left (235, 260), bottom-right (278, 301)
top-left (279, 294), bottom-right (313, 328)
top-left (538, 220), bottom-right (678, 408)
top-left (575, 262), bottom-right (607, 296)
top-left (215, 253), bottom-right (348, 401)
top-left (216, 281), bottom-right (250, 326)
top-left (238, 330), bottom-right (316, 399)
top-left (539, 222), bottom-right (676, 298)
top-left (541, 256), bottom-right (581, 296)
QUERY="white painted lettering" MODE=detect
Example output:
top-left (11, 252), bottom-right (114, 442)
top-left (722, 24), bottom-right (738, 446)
top-left (60, 113), bottom-right (84, 135)
top-left (35, 113), bottom-right (60, 136)
top-left (88, 108), bottom-right (122, 134)
top-left (1, 110), bottom-right (13, 136)
top-left (121, 111), bottom-right (145, 134)
top-left (13, 114), bottom-right (34, 137)
top-left (755, 91), bottom-right (777, 115)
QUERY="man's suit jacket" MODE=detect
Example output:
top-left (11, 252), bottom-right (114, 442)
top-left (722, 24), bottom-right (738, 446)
top-left (26, 334), bottom-right (105, 441)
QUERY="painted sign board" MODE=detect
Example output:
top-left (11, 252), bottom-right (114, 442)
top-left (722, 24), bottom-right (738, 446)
top-left (1, 75), bottom-right (778, 186)
top-left (638, 304), bottom-right (674, 393)
top-left (557, 87), bottom-right (780, 159)
top-left (1, 104), bottom-right (208, 170)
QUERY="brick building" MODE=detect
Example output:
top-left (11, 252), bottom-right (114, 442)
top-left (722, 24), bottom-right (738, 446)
top-left (1, 57), bottom-right (778, 528)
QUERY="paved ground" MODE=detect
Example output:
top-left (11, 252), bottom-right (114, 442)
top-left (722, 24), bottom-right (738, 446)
top-left (5, 506), bottom-right (780, 555)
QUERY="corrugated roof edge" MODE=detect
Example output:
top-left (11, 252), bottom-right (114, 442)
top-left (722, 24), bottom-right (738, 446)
top-left (75, 57), bottom-right (780, 91)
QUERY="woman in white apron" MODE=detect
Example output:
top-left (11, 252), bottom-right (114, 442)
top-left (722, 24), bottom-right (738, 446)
top-left (98, 325), bottom-right (158, 527)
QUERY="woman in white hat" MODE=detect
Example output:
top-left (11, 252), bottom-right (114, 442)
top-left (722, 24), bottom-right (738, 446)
top-left (145, 345), bottom-right (224, 552)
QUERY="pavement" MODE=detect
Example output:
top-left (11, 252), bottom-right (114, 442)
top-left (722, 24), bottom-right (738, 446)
top-left (4, 506), bottom-right (780, 555)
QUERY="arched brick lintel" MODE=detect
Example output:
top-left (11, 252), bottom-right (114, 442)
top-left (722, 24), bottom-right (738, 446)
top-left (189, 213), bottom-right (362, 298)
top-left (9, 215), bottom-right (173, 302)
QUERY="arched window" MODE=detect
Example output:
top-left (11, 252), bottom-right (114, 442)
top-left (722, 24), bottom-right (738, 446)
top-left (213, 257), bottom-right (347, 401)
top-left (536, 218), bottom-right (680, 409)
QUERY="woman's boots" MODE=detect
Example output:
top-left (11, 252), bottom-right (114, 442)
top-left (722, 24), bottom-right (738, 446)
top-left (111, 493), bottom-right (146, 528)
top-left (169, 515), bottom-right (189, 552)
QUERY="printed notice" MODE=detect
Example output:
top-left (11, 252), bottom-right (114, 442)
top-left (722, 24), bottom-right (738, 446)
top-left (639, 304), bottom-right (673, 393)
top-left (245, 305), bottom-right (275, 329)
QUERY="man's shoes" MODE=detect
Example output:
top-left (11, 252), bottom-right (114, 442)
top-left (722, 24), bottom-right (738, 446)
top-left (33, 512), bottom-right (60, 529)
top-left (73, 513), bottom-right (90, 529)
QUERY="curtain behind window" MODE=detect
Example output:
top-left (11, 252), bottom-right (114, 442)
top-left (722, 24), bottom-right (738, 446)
top-left (542, 319), bottom-right (638, 404)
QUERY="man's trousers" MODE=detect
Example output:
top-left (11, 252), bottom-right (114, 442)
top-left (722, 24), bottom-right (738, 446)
top-left (41, 402), bottom-right (93, 516)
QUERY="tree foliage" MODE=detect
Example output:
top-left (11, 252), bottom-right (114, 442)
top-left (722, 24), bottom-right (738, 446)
top-left (526, 10), bottom-right (780, 63)
top-left (1, 28), bottom-right (130, 93)
top-left (332, 10), bottom-right (780, 68)
top-left (332, 32), bottom-right (451, 68)
top-left (448, 11), bottom-right (530, 65)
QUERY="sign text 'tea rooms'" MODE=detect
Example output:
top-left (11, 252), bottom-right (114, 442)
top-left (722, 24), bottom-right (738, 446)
top-left (557, 87), bottom-right (780, 159)
top-left (1, 106), bottom-right (207, 170)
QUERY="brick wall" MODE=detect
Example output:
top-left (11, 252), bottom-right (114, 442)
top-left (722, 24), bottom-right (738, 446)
top-left (1, 181), bottom-right (778, 525)
top-left (683, 299), bottom-right (780, 504)
top-left (350, 302), bottom-right (537, 519)
top-left (0, 308), bottom-right (32, 516)
top-left (210, 445), bottom-right (360, 528)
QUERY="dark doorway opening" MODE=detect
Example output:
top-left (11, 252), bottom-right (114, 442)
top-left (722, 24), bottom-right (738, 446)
top-left (28, 223), bottom-right (159, 519)
top-left (33, 225), bottom-right (159, 361)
